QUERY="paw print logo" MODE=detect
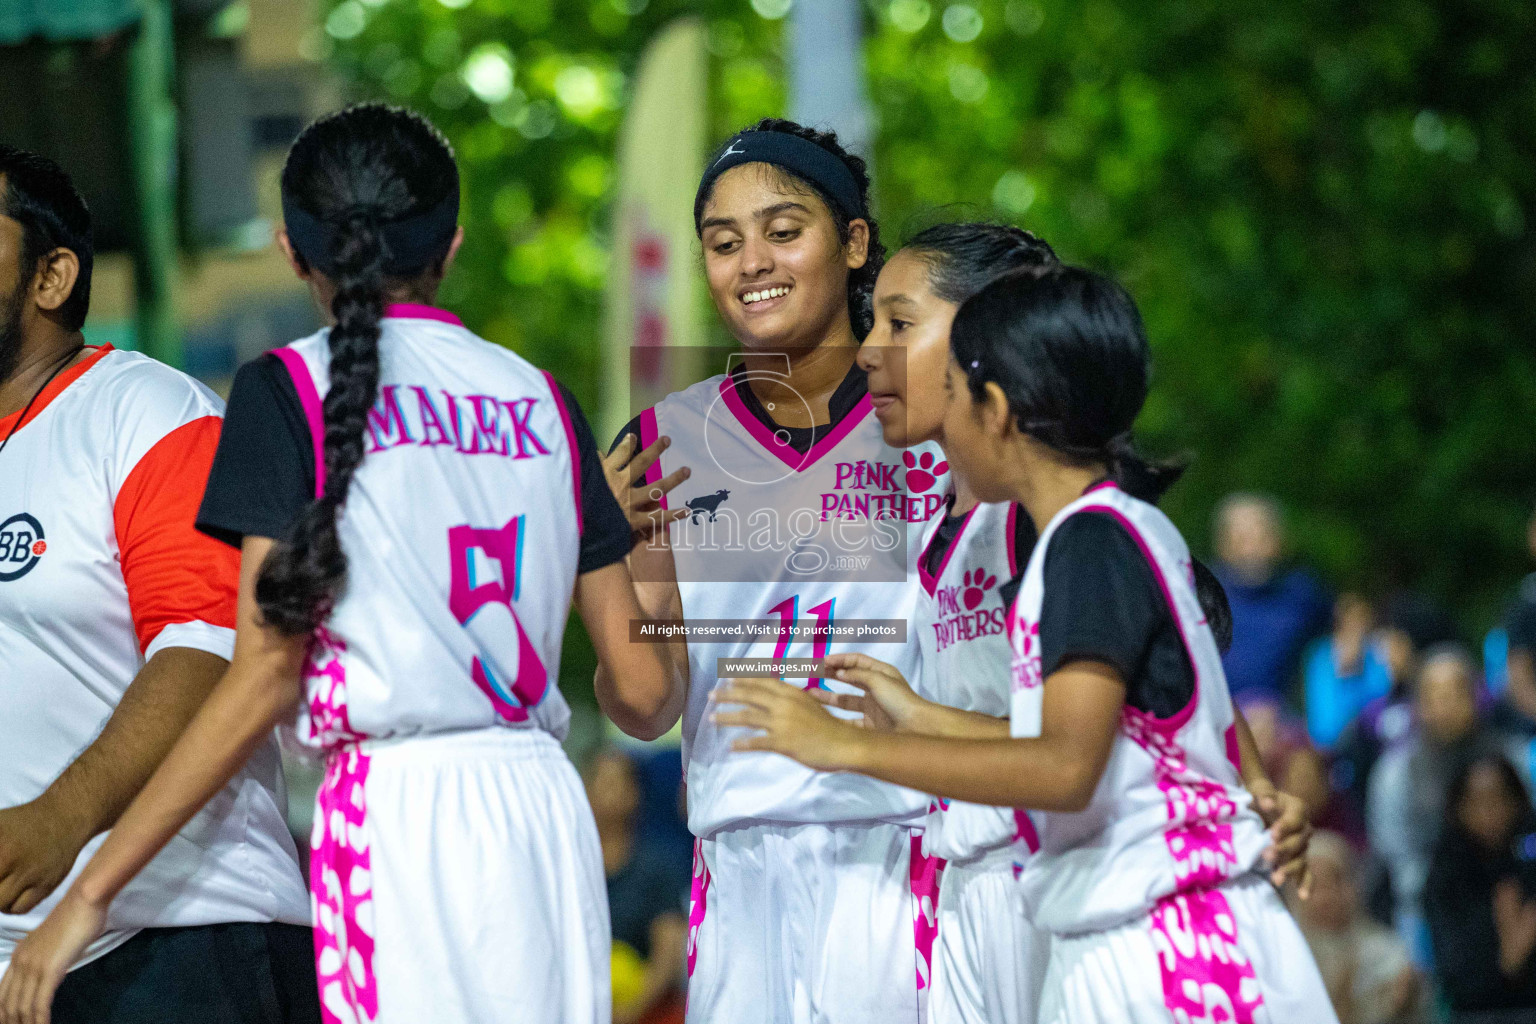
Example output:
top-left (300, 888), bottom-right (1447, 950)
top-left (961, 569), bottom-right (998, 610)
top-left (902, 451), bottom-right (949, 493)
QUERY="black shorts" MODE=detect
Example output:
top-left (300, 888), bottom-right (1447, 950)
top-left (52, 921), bottom-right (320, 1024)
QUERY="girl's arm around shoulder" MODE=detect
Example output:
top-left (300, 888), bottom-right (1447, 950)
top-left (714, 658), bottom-right (1125, 813)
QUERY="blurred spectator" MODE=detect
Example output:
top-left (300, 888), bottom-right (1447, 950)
top-left (1491, 504), bottom-right (1536, 738)
top-left (1294, 830), bottom-right (1423, 1024)
top-left (1424, 755), bottom-right (1536, 1019)
top-left (1368, 646), bottom-right (1519, 960)
top-left (585, 749), bottom-right (687, 1024)
top-left (1332, 594), bottom-right (1460, 822)
top-left (1281, 744), bottom-right (1368, 849)
top-left (1305, 594), bottom-right (1394, 750)
top-left (1213, 493), bottom-right (1332, 705)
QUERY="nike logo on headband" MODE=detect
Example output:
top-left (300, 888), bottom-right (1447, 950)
top-left (715, 141), bottom-right (746, 166)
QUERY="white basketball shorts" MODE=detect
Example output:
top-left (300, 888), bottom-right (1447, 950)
top-left (1038, 873), bottom-right (1338, 1024)
top-left (310, 727), bottom-right (610, 1024)
top-left (685, 820), bottom-right (927, 1024)
top-left (929, 854), bottom-right (1048, 1024)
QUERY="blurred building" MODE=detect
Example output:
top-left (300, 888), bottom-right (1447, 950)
top-left (0, 0), bottom-right (340, 391)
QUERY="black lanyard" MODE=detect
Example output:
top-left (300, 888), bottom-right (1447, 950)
top-left (0, 345), bottom-right (86, 459)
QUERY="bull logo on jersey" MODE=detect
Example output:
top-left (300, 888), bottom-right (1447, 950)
top-left (685, 489), bottom-right (731, 522)
top-left (0, 513), bottom-right (45, 581)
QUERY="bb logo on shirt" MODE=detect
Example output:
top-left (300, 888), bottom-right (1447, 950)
top-left (0, 513), bottom-right (46, 581)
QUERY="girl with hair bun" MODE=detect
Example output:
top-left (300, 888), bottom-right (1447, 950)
top-left (3, 103), bottom-right (683, 1024)
top-left (601, 119), bottom-right (956, 1024)
top-left (714, 265), bottom-right (1337, 1023)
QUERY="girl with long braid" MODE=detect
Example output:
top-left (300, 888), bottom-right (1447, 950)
top-left (0, 104), bottom-right (683, 1024)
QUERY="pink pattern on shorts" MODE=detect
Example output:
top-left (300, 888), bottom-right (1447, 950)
top-left (1123, 708), bottom-right (1242, 890)
top-left (312, 744), bottom-right (377, 1024)
top-left (302, 628), bottom-right (366, 750)
top-left (686, 838), bottom-right (711, 978)
top-left (1148, 886), bottom-right (1265, 1024)
top-left (909, 832), bottom-right (945, 996)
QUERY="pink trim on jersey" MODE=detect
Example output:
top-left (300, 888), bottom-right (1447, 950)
top-left (312, 743), bottom-right (378, 1024)
top-left (1149, 887), bottom-right (1264, 1023)
top-left (909, 832), bottom-right (944, 997)
top-left (1013, 808), bottom-right (1041, 854)
top-left (637, 407), bottom-right (667, 510)
top-left (686, 839), bottom-right (711, 979)
top-left (1084, 479), bottom-right (1116, 494)
top-left (543, 371), bottom-right (583, 535)
top-left (1076, 490), bottom-right (1245, 897)
top-left (917, 505), bottom-right (977, 597)
top-left (1225, 723), bottom-right (1242, 770)
top-left (1076, 497), bottom-right (1200, 734)
top-left (271, 346), bottom-right (327, 499)
top-left (382, 302), bottom-right (463, 326)
top-left (1005, 502), bottom-right (1022, 576)
top-left (716, 374), bottom-right (874, 472)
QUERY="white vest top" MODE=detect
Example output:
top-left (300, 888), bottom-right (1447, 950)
top-left (274, 310), bottom-right (582, 748)
top-left (914, 498), bottom-right (1039, 866)
top-left (1009, 483), bottom-right (1268, 934)
top-left (642, 370), bottom-right (948, 835)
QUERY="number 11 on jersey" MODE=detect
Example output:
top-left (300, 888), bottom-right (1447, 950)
top-left (766, 594), bottom-right (836, 690)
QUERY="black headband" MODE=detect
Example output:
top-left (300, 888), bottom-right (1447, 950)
top-left (694, 130), bottom-right (865, 228)
top-left (281, 190), bottom-right (459, 276)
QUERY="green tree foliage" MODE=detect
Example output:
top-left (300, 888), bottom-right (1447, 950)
top-left (324, 0), bottom-right (1535, 633)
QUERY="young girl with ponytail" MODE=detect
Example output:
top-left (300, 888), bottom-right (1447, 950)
top-left (0, 104), bottom-right (682, 1024)
top-left (713, 265), bottom-right (1336, 1023)
top-left (844, 228), bottom-right (1311, 1024)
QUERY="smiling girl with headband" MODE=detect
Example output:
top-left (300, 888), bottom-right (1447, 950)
top-left (601, 119), bottom-right (952, 1024)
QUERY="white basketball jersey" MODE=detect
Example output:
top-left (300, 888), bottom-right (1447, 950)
top-left (274, 309), bottom-right (582, 747)
top-left (642, 370), bottom-right (948, 835)
top-left (1009, 483), bottom-right (1268, 935)
top-left (914, 498), bottom-right (1039, 865)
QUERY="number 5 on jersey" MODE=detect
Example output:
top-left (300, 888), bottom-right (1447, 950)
top-left (448, 516), bottom-right (549, 722)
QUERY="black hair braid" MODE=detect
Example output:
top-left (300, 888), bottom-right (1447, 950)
top-left (255, 103), bottom-right (458, 636)
top-left (255, 213), bottom-right (386, 635)
top-left (1190, 558), bottom-right (1233, 654)
top-left (748, 117), bottom-right (885, 339)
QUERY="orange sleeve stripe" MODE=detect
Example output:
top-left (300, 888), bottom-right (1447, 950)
top-left (113, 415), bottom-right (239, 653)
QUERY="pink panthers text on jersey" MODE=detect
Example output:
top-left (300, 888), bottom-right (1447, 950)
top-left (1008, 483), bottom-right (1269, 935)
top-left (0, 347), bottom-right (307, 971)
top-left (914, 499), bottom-right (1039, 865)
top-left (274, 308), bottom-right (585, 747)
top-left (640, 371), bottom-right (948, 835)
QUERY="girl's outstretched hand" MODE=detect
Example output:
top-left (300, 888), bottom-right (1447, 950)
top-left (712, 678), bottom-right (867, 772)
top-left (820, 653), bottom-right (932, 732)
top-left (603, 433), bottom-right (691, 539)
top-left (0, 887), bottom-right (106, 1024)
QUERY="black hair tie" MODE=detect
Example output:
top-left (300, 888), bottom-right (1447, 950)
top-left (282, 190), bottom-right (459, 277)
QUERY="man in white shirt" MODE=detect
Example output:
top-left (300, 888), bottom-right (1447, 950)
top-left (0, 145), bottom-right (316, 1022)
